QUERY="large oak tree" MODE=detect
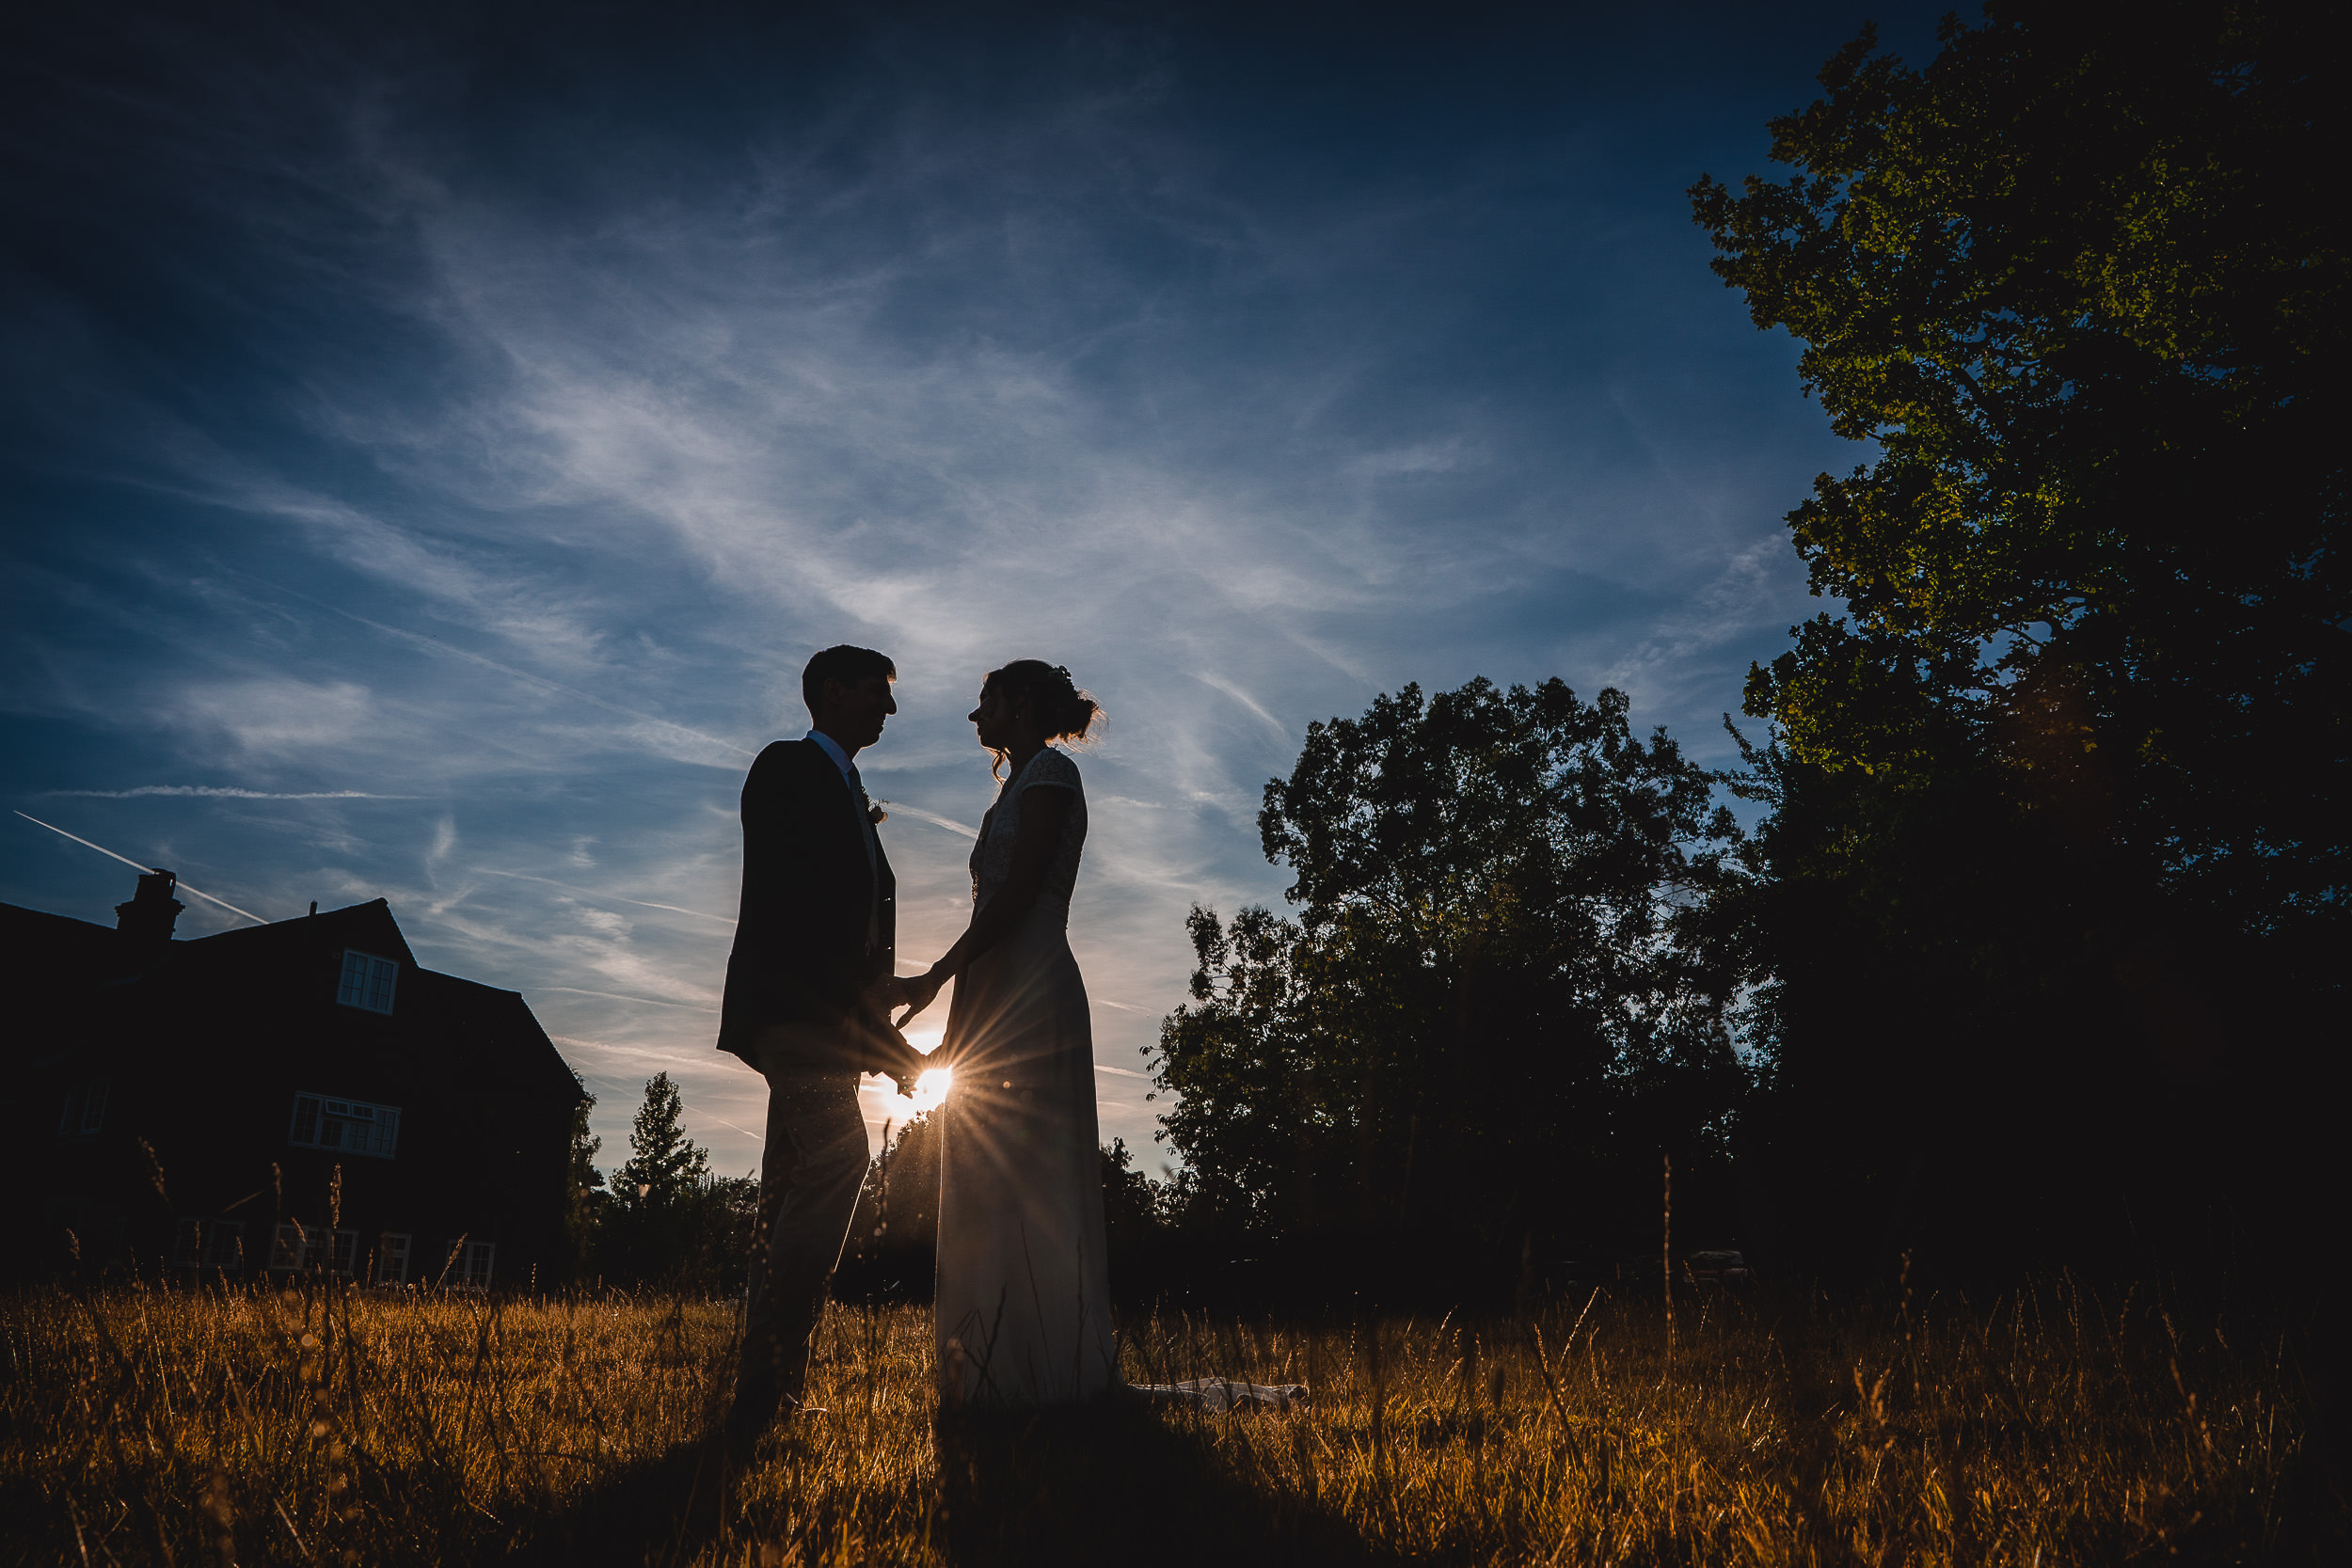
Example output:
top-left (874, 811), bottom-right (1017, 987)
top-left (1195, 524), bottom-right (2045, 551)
top-left (1691, 1), bottom-right (2343, 1272)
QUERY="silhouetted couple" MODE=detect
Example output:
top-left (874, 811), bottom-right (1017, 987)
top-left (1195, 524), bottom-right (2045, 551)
top-left (718, 646), bottom-right (1120, 1446)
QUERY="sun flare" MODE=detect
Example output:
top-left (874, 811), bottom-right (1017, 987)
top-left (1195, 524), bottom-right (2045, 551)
top-left (903, 1066), bottom-right (952, 1113)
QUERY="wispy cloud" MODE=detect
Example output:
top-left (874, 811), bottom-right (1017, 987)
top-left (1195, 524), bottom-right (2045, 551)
top-left (0, 4), bottom-right (1883, 1175)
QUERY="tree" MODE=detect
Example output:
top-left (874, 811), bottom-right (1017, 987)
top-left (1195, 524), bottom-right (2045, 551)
top-left (600, 1073), bottom-right (714, 1285)
top-left (1690, 1), bottom-right (2345, 971)
top-left (616, 1072), bottom-right (709, 1204)
top-left (838, 1113), bottom-right (940, 1301)
top-left (1153, 678), bottom-right (1750, 1298)
top-left (560, 1080), bottom-right (605, 1280)
top-left (1689, 3), bottom-right (2345, 1272)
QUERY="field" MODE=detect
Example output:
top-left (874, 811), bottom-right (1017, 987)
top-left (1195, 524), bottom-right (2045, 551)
top-left (0, 1277), bottom-right (2328, 1565)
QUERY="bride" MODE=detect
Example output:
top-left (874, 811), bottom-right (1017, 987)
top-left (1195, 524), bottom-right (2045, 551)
top-left (897, 660), bottom-right (1303, 1412)
top-left (895, 660), bottom-right (1119, 1402)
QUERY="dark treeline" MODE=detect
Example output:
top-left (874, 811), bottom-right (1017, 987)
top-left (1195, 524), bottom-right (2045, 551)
top-left (563, 1073), bottom-right (759, 1293)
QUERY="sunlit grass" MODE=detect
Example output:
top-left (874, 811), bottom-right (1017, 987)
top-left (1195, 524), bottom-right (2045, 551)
top-left (0, 1277), bottom-right (2320, 1564)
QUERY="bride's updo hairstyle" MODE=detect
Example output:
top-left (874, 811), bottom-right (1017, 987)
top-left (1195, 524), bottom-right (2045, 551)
top-left (984, 659), bottom-right (1102, 777)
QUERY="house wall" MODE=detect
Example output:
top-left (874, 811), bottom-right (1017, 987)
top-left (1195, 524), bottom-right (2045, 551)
top-left (15, 897), bottom-right (583, 1291)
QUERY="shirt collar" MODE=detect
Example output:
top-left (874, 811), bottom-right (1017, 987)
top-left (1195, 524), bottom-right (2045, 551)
top-left (803, 728), bottom-right (857, 782)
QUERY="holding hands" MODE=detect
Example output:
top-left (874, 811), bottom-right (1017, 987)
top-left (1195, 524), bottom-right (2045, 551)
top-left (866, 973), bottom-right (936, 1100)
top-left (891, 968), bottom-right (946, 1031)
top-left (866, 972), bottom-right (946, 1029)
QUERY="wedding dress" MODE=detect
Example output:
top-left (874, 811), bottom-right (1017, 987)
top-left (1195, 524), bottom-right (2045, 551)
top-left (933, 747), bottom-right (1303, 1411)
top-left (934, 746), bottom-right (1119, 1403)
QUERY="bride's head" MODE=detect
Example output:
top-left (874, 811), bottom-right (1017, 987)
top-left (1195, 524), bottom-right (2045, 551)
top-left (970, 660), bottom-right (1101, 776)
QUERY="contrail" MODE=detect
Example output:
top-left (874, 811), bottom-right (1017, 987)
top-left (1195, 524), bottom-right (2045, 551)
top-left (1193, 671), bottom-right (1293, 743)
top-left (474, 867), bottom-right (737, 926)
top-left (48, 786), bottom-right (415, 800)
top-left (541, 985), bottom-right (719, 1012)
top-left (11, 812), bottom-right (268, 924)
top-left (876, 800), bottom-right (980, 838)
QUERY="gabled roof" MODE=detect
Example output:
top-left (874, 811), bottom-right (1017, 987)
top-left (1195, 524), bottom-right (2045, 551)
top-left (6, 893), bottom-right (582, 1106)
top-left (0, 901), bottom-right (113, 968)
top-left (186, 898), bottom-right (421, 969)
top-left (0, 903), bottom-right (117, 1070)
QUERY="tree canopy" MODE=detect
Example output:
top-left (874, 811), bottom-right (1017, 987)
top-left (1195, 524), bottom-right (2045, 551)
top-left (1687, 1), bottom-right (2342, 1273)
top-left (1691, 1), bottom-right (2345, 962)
top-left (1153, 678), bottom-right (1751, 1297)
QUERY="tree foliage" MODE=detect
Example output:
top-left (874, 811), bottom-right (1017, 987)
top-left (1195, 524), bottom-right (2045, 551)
top-left (559, 1080), bottom-right (604, 1280)
top-left (1153, 678), bottom-right (1751, 1293)
top-left (1691, 1), bottom-right (2345, 955)
top-left (594, 1073), bottom-right (753, 1290)
top-left (1689, 2), bottom-right (2344, 1272)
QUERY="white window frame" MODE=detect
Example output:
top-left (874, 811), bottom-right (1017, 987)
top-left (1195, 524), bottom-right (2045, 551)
top-left (172, 1217), bottom-right (246, 1271)
top-left (204, 1219), bottom-right (246, 1272)
top-left (56, 1078), bottom-right (108, 1139)
top-left (375, 1231), bottom-right (413, 1286)
top-left (444, 1239), bottom-right (496, 1291)
top-left (336, 949), bottom-right (399, 1014)
top-left (269, 1222), bottom-right (357, 1275)
top-left (288, 1092), bottom-right (401, 1159)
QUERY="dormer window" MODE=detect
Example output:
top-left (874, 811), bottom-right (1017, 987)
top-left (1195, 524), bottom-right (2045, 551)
top-left (337, 949), bottom-right (398, 1014)
top-left (290, 1091), bottom-right (402, 1159)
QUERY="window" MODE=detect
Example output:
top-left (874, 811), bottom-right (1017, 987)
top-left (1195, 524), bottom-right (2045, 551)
top-left (172, 1217), bottom-right (246, 1272)
top-left (444, 1239), bottom-right (496, 1291)
top-left (269, 1222), bottom-right (356, 1275)
top-left (336, 949), bottom-right (398, 1014)
top-left (44, 1196), bottom-right (110, 1260)
top-left (205, 1220), bottom-right (246, 1271)
top-left (288, 1092), bottom-right (401, 1159)
top-left (375, 1231), bottom-right (413, 1286)
top-left (269, 1223), bottom-right (306, 1271)
top-left (56, 1079), bottom-right (108, 1139)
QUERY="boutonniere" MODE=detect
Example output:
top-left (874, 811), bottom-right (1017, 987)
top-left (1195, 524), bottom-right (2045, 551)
top-left (867, 800), bottom-right (889, 825)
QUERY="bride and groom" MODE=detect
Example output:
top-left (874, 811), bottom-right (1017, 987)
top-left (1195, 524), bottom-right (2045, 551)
top-left (717, 643), bottom-right (1130, 1443)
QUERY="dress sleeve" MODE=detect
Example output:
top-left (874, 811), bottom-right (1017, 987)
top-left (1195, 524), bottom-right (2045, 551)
top-left (1022, 748), bottom-right (1081, 794)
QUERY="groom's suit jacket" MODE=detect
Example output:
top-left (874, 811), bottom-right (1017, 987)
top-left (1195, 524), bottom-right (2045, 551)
top-left (718, 737), bottom-right (897, 1071)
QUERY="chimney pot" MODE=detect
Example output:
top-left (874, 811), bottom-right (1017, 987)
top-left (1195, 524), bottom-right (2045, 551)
top-left (115, 868), bottom-right (183, 964)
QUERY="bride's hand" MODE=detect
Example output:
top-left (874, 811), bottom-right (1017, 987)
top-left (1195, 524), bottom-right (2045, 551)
top-left (892, 967), bottom-right (946, 1029)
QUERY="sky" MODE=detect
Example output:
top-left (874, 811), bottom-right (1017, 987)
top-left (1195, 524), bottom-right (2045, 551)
top-left (2, 0), bottom-right (1953, 1180)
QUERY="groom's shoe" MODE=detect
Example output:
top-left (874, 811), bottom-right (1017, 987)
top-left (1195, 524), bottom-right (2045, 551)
top-left (723, 1378), bottom-right (824, 1462)
top-left (724, 1375), bottom-right (781, 1460)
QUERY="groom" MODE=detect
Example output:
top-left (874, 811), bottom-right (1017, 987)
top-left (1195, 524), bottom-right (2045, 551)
top-left (720, 642), bottom-right (926, 1444)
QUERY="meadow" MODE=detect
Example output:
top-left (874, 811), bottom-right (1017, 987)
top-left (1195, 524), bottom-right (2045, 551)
top-left (0, 1276), bottom-right (2326, 1565)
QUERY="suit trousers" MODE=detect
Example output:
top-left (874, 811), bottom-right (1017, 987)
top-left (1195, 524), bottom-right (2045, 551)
top-left (738, 1025), bottom-right (869, 1406)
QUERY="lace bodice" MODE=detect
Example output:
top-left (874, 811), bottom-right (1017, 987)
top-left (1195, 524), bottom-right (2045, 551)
top-left (970, 747), bottom-right (1088, 909)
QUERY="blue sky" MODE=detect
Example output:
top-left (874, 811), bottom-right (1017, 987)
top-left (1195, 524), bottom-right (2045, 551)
top-left (3, 2), bottom-right (1948, 1178)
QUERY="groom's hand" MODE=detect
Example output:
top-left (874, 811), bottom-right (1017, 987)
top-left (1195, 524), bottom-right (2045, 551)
top-left (885, 1035), bottom-right (928, 1100)
top-left (891, 969), bottom-right (946, 1030)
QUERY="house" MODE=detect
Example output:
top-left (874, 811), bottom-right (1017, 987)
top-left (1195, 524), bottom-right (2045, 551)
top-left (7, 869), bottom-right (586, 1290)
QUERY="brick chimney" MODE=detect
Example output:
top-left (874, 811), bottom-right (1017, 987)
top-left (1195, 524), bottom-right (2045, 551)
top-left (115, 868), bottom-right (183, 965)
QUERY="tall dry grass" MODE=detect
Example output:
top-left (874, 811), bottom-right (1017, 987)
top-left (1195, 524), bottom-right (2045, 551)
top-left (0, 1275), bottom-right (2328, 1564)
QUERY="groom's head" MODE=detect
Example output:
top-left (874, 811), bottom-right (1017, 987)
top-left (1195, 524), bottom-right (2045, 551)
top-left (803, 644), bottom-right (898, 753)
